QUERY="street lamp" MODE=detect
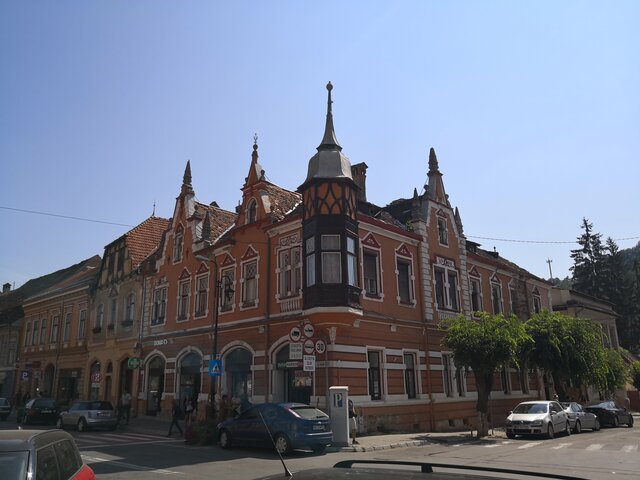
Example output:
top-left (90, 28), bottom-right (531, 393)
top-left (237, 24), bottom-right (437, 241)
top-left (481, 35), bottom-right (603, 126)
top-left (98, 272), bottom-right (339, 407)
top-left (196, 255), bottom-right (234, 420)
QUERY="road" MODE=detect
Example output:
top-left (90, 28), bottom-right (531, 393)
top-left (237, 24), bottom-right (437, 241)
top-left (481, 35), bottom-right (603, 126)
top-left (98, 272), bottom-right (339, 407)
top-left (2, 421), bottom-right (638, 479)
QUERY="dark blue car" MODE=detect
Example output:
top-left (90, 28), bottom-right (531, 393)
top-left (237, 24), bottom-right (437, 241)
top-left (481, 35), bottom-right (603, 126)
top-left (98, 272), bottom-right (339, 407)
top-left (217, 403), bottom-right (332, 454)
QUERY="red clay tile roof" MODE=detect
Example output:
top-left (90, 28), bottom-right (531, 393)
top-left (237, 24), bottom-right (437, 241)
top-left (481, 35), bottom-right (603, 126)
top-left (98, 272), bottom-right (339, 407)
top-left (263, 183), bottom-right (301, 221)
top-left (125, 216), bottom-right (170, 267)
top-left (25, 256), bottom-right (102, 303)
top-left (194, 202), bottom-right (238, 240)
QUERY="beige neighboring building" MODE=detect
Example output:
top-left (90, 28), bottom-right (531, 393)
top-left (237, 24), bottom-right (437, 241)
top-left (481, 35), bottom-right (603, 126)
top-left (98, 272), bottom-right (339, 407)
top-left (551, 287), bottom-right (620, 349)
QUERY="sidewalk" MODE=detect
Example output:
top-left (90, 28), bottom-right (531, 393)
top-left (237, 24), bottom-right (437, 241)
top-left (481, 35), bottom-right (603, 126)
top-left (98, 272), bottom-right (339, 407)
top-left (123, 414), bottom-right (495, 451)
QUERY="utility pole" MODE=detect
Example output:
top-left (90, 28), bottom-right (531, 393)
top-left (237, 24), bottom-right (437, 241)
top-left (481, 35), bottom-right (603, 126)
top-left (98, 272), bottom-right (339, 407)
top-left (546, 258), bottom-right (553, 280)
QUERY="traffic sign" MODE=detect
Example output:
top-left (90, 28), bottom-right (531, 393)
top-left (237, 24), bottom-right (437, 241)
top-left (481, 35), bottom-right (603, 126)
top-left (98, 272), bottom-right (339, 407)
top-left (303, 355), bottom-right (316, 372)
top-left (127, 357), bottom-right (141, 369)
top-left (304, 339), bottom-right (315, 355)
top-left (209, 359), bottom-right (222, 377)
top-left (289, 342), bottom-right (303, 360)
top-left (289, 326), bottom-right (301, 342)
top-left (21, 370), bottom-right (29, 381)
top-left (91, 372), bottom-right (102, 383)
top-left (315, 339), bottom-right (326, 355)
top-left (303, 323), bottom-right (314, 338)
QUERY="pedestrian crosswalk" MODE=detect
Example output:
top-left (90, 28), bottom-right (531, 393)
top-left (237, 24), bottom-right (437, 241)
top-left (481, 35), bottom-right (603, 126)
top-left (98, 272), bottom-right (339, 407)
top-left (73, 431), bottom-right (176, 449)
top-left (481, 439), bottom-right (638, 454)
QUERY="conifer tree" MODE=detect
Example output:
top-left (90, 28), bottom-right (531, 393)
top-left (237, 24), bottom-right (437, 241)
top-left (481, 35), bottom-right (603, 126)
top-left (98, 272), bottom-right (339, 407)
top-left (570, 218), bottom-right (606, 298)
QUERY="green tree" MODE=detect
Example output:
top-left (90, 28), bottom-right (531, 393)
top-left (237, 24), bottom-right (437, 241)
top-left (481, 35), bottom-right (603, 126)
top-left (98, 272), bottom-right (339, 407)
top-left (441, 313), bottom-right (531, 437)
top-left (601, 349), bottom-right (629, 398)
top-left (570, 218), bottom-right (606, 298)
top-left (525, 312), bottom-right (607, 399)
top-left (630, 361), bottom-right (640, 390)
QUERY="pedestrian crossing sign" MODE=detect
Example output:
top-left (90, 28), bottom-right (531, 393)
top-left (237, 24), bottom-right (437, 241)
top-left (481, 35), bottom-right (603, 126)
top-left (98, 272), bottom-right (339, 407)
top-left (209, 359), bottom-right (222, 377)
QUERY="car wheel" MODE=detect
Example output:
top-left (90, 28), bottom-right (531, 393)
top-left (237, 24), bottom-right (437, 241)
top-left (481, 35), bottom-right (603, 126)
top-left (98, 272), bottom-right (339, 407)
top-left (594, 419), bottom-right (601, 431)
top-left (564, 422), bottom-right (571, 436)
top-left (77, 419), bottom-right (88, 432)
top-left (311, 444), bottom-right (327, 454)
top-left (546, 424), bottom-right (554, 439)
top-left (506, 432), bottom-right (516, 439)
top-left (573, 420), bottom-right (581, 434)
top-left (218, 429), bottom-right (232, 449)
top-left (274, 433), bottom-right (292, 455)
top-left (613, 416), bottom-right (619, 427)
top-left (628, 416), bottom-right (634, 428)
top-left (56, 417), bottom-right (64, 430)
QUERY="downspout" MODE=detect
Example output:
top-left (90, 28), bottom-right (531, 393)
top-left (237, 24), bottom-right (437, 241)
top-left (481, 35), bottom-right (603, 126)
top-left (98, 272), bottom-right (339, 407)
top-left (136, 269), bottom-right (147, 415)
top-left (265, 234), bottom-right (272, 402)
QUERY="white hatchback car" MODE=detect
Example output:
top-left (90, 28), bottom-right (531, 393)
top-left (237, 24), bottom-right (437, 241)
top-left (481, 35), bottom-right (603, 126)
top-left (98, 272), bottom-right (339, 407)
top-left (505, 400), bottom-right (571, 439)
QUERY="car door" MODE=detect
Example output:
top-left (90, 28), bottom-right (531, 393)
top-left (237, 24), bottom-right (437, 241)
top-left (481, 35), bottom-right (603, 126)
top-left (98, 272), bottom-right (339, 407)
top-left (551, 402), bottom-right (565, 431)
top-left (232, 407), bottom-right (263, 446)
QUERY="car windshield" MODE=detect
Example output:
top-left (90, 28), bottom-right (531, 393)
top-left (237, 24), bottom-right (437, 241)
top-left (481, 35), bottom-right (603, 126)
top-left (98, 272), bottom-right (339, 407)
top-left (0, 451), bottom-right (29, 480)
top-left (513, 403), bottom-right (547, 414)
top-left (37, 399), bottom-right (57, 408)
top-left (89, 401), bottom-right (113, 410)
top-left (289, 406), bottom-right (328, 420)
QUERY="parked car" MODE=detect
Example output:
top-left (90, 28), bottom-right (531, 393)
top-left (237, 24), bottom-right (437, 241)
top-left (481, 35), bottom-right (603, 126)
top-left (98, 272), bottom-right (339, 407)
top-left (256, 460), bottom-right (591, 480)
top-left (17, 398), bottom-right (59, 425)
top-left (561, 402), bottom-right (600, 433)
top-left (217, 402), bottom-right (332, 454)
top-left (504, 400), bottom-right (570, 439)
top-left (584, 400), bottom-right (633, 427)
top-left (0, 397), bottom-right (11, 420)
top-left (57, 400), bottom-right (118, 432)
top-left (0, 429), bottom-right (95, 480)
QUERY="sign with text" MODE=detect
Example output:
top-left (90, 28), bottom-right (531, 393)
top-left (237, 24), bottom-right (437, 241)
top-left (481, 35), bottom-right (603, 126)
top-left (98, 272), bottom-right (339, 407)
top-left (315, 339), bottom-right (326, 355)
top-left (303, 355), bottom-right (316, 372)
top-left (289, 342), bottom-right (303, 360)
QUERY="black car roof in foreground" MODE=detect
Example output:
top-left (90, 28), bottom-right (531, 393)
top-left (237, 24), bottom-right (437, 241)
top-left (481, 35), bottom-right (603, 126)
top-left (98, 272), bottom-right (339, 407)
top-left (257, 460), bottom-right (590, 480)
top-left (0, 429), bottom-right (74, 452)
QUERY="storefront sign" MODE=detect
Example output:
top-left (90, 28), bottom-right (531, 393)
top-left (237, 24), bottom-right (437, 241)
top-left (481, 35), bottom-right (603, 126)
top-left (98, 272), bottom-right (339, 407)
top-left (435, 256), bottom-right (456, 269)
top-left (153, 339), bottom-right (168, 347)
top-left (128, 357), bottom-right (141, 369)
top-left (289, 342), bottom-right (303, 360)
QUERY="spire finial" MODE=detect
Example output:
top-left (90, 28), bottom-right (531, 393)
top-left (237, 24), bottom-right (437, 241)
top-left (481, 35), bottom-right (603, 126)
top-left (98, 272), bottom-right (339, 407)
top-left (428, 148), bottom-right (439, 173)
top-left (183, 160), bottom-right (192, 186)
top-left (252, 133), bottom-right (259, 162)
top-left (152, 200), bottom-right (156, 217)
top-left (318, 81), bottom-right (341, 151)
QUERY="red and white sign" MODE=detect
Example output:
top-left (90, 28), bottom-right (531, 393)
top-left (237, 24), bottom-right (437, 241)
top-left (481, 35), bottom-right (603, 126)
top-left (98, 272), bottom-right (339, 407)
top-left (289, 326), bottom-right (301, 342)
top-left (303, 323), bottom-right (315, 338)
top-left (91, 372), bottom-right (102, 383)
top-left (303, 355), bottom-right (316, 372)
top-left (304, 339), bottom-right (315, 355)
top-left (315, 339), bottom-right (326, 355)
top-left (289, 342), bottom-right (303, 360)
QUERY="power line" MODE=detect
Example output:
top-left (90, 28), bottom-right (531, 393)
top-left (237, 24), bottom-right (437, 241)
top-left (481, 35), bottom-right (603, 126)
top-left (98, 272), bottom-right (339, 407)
top-left (0, 206), bottom-right (135, 228)
top-left (2, 205), bottom-right (639, 245)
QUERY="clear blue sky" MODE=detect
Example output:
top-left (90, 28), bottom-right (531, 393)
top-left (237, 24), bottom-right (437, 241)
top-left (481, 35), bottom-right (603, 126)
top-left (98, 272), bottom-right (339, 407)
top-left (1, 1), bottom-right (638, 289)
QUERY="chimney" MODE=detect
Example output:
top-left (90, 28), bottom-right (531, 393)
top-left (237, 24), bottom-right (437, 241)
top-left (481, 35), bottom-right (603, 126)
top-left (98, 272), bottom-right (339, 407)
top-left (351, 162), bottom-right (368, 202)
top-left (2, 282), bottom-right (11, 293)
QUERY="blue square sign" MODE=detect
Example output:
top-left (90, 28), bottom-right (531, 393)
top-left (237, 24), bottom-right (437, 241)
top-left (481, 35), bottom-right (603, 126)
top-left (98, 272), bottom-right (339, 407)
top-left (209, 359), bottom-right (222, 377)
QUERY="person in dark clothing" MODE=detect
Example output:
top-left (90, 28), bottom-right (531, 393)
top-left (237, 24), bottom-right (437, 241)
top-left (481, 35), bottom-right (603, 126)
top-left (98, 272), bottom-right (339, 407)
top-left (167, 400), bottom-right (183, 437)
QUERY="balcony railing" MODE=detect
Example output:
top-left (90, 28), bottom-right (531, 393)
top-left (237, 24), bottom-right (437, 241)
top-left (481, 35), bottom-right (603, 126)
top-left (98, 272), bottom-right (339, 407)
top-left (280, 297), bottom-right (301, 313)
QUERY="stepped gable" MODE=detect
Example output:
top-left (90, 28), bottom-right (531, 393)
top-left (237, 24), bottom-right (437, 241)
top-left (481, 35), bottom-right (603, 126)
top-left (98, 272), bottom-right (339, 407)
top-left (124, 216), bottom-right (170, 268)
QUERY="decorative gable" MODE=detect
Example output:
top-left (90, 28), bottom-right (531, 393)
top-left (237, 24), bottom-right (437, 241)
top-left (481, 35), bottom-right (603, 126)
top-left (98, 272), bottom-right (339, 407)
top-left (490, 273), bottom-right (501, 284)
top-left (396, 244), bottom-right (412, 258)
top-left (179, 268), bottom-right (192, 280)
top-left (362, 233), bottom-right (381, 249)
top-left (436, 208), bottom-right (447, 218)
top-left (196, 263), bottom-right (209, 274)
top-left (221, 254), bottom-right (236, 267)
top-left (468, 266), bottom-right (480, 277)
top-left (241, 246), bottom-right (259, 261)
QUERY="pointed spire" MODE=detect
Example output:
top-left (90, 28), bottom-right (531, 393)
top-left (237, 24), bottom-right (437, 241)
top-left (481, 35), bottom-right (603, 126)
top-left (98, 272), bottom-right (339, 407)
top-left (428, 148), bottom-right (439, 173)
top-left (183, 160), bottom-right (192, 186)
top-left (318, 81), bottom-right (342, 151)
top-left (454, 206), bottom-right (464, 234)
top-left (202, 211), bottom-right (212, 243)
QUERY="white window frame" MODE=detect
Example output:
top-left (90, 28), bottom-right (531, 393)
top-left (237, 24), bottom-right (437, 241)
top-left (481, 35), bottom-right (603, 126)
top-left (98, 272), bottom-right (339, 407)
top-left (152, 287), bottom-right (167, 325)
top-left (177, 279), bottom-right (191, 321)
top-left (433, 266), bottom-right (460, 312)
top-left (173, 232), bottom-right (184, 263)
top-left (125, 293), bottom-right (135, 322)
top-left (194, 274), bottom-right (209, 317)
top-left (395, 251), bottom-right (416, 306)
top-left (362, 248), bottom-right (382, 299)
top-left (491, 279), bottom-right (503, 314)
top-left (241, 260), bottom-right (258, 308)
top-left (469, 276), bottom-right (483, 314)
top-left (437, 217), bottom-right (449, 246)
top-left (277, 245), bottom-right (302, 299)
top-left (220, 267), bottom-right (236, 312)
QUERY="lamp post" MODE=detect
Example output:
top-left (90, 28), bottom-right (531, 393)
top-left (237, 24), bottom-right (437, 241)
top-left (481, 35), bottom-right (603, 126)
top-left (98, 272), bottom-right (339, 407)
top-left (196, 255), bottom-right (233, 420)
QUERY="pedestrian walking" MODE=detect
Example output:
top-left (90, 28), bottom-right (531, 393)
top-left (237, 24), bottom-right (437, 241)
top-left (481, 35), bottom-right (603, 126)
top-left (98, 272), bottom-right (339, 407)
top-left (119, 391), bottom-right (132, 425)
top-left (167, 400), bottom-right (183, 437)
top-left (218, 394), bottom-right (230, 423)
top-left (185, 398), bottom-right (194, 426)
top-left (348, 399), bottom-right (358, 445)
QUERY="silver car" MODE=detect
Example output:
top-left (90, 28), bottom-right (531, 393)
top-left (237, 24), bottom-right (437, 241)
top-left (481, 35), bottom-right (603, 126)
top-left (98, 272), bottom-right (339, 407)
top-left (505, 401), bottom-right (571, 439)
top-left (561, 402), bottom-right (600, 433)
top-left (57, 400), bottom-right (117, 432)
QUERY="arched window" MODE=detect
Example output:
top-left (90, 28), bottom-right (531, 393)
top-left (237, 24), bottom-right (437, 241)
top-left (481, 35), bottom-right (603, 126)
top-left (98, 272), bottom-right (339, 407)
top-left (179, 352), bottom-right (202, 407)
top-left (225, 348), bottom-right (253, 402)
top-left (246, 199), bottom-right (257, 224)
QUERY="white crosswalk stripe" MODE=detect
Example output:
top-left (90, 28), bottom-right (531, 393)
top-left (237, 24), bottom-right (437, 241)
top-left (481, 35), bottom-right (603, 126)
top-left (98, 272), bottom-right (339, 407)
top-left (518, 442), bottom-right (542, 449)
top-left (552, 443), bottom-right (572, 450)
top-left (621, 445), bottom-right (638, 453)
top-left (586, 443), bottom-right (603, 451)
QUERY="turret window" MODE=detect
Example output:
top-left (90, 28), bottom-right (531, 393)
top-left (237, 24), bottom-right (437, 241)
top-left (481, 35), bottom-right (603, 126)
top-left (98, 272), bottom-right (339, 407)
top-left (321, 235), bottom-right (341, 284)
top-left (346, 237), bottom-right (357, 287)
top-left (305, 237), bottom-right (316, 287)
